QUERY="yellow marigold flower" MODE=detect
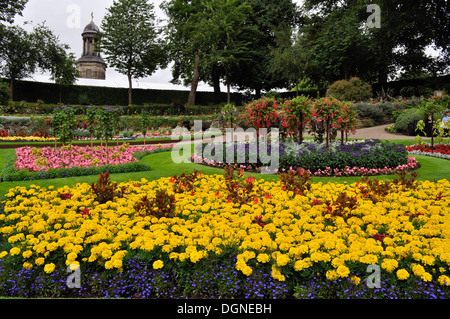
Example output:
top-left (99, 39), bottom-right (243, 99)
top-left (271, 265), bottom-right (285, 281)
top-left (422, 255), bottom-right (435, 266)
top-left (153, 260), bottom-right (164, 270)
top-left (257, 253), bottom-right (270, 263)
top-left (336, 265), bottom-right (350, 278)
top-left (350, 275), bottom-right (361, 285)
top-left (112, 259), bottom-right (123, 269)
top-left (10, 247), bottom-right (21, 256)
top-left (35, 257), bottom-right (45, 266)
top-left (276, 253), bottom-right (290, 267)
top-left (412, 264), bottom-right (425, 277)
top-left (0, 251), bottom-right (7, 259)
top-left (44, 263), bottom-right (55, 274)
top-left (396, 269), bottom-right (410, 280)
top-left (326, 270), bottom-right (339, 280)
top-left (22, 250), bottom-right (33, 259)
top-left (421, 272), bottom-right (433, 282)
top-left (23, 262), bottom-right (33, 269)
top-left (381, 259), bottom-right (398, 273)
top-left (438, 275), bottom-right (450, 286)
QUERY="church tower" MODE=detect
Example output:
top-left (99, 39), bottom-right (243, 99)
top-left (76, 13), bottom-right (106, 80)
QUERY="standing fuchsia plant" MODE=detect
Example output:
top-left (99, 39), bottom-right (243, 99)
top-left (281, 95), bottom-right (313, 144)
top-left (242, 97), bottom-right (281, 134)
top-left (311, 97), bottom-right (343, 150)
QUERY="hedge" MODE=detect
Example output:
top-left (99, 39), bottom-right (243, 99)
top-left (7, 79), bottom-right (244, 106)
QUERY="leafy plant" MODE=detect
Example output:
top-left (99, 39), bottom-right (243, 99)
top-left (282, 95), bottom-right (313, 143)
top-left (169, 170), bottom-right (202, 193)
top-left (223, 165), bottom-right (259, 206)
top-left (91, 172), bottom-right (126, 204)
top-left (134, 189), bottom-right (176, 219)
top-left (326, 77), bottom-right (372, 101)
top-left (279, 167), bottom-right (312, 196)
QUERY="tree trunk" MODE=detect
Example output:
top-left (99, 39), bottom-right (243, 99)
top-left (255, 87), bottom-right (261, 99)
top-left (9, 78), bottom-right (14, 101)
top-left (127, 72), bottom-right (133, 106)
top-left (188, 53), bottom-right (200, 106)
top-left (326, 119), bottom-right (331, 150)
top-left (212, 64), bottom-right (221, 96)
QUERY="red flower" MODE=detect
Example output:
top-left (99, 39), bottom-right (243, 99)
top-left (371, 233), bottom-right (391, 243)
top-left (80, 208), bottom-right (91, 216)
top-left (60, 193), bottom-right (72, 200)
top-left (253, 215), bottom-right (265, 227)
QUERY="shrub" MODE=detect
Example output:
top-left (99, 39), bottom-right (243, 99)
top-left (0, 82), bottom-right (10, 106)
top-left (394, 108), bottom-right (424, 134)
top-left (241, 97), bottom-right (281, 132)
top-left (326, 77), bottom-right (372, 101)
top-left (91, 172), bottom-right (127, 204)
top-left (134, 189), bottom-right (176, 219)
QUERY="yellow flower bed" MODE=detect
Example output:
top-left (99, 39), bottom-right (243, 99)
top-left (0, 136), bottom-right (57, 142)
top-left (1, 175), bottom-right (450, 286)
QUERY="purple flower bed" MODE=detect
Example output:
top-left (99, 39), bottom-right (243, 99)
top-left (193, 139), bottom-right (417, 176)
top-left (1, 257), bottom-right (448, 299)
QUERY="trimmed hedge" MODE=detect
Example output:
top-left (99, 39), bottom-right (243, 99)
top-left (8, 79), bottom-right (243, 106)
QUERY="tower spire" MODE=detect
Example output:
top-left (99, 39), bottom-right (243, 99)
top-left (91, 12), bottom-right (94, 22)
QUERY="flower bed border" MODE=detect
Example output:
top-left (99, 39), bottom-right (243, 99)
top-left (191, 153), bottom-right (420, 177)
top-left (406, 143), bottom-right (450, 161)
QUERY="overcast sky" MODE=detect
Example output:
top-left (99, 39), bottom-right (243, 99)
top-left (12, 0), bottom-right (303, 92)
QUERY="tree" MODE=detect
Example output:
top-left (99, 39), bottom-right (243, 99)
top-left (0, 22), bottom-right (77, 101)
top-left (100, 0), bottom-right (167, 105)
top-left (299, 0), bottom-right (450, 86)
top-left (202, 0), bottom-right (256, 103)
top-left (0, 0), bottom-right (27, 24)
top-left (270, 29), bottom-right (311, 97)
top-left (0, 24), bottom-right (37, 100)
top-left (162, 0), bottom-right (221, 105)
top-left (33, 23), bottom-right (79, 102)
top-left (228, 0), bottom-right (300, 97)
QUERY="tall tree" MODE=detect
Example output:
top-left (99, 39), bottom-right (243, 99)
top-left (100, 0), bottom-right (167, 105)
top-left (202, 0), bottom-right (256, 103)
top-left (299, 0), bottom-right (450, 86)
top-left (162, 0), bottom-right (215, 105)
top-left (0, 22), bottom-right (77, 101)
top-left (228, 0), bottom-right (299, 97)
top-left (0, 25), bottom-right (37, 100)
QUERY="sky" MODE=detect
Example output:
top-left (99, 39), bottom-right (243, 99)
top-left (12, 0), bottom-right (303, 92)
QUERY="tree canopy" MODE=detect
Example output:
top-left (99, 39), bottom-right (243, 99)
top-left (100, 0), bottom-right (167, 105)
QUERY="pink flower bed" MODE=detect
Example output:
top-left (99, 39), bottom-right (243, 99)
top-left (15, 144), bottom-right (174, 172)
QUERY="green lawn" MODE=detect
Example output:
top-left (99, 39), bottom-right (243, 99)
top-left (0, 139), bottom-right (448, 197)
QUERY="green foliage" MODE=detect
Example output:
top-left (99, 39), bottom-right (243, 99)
top-left (91, 172), bottom-right (127, 204)
top-left (394, 108), bottom-right (424, 134)
top-left (0, 81), bottom-right (10, 106)
top-left (52, 106), bottom-right (76, 145)
top-left (100, 0), bottom-right (167, 105)
top-left (326, 77), bottom-right (372, 101)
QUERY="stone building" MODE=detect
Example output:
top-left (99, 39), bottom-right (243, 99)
top-left (76, 14), bottom-right (107, 80)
